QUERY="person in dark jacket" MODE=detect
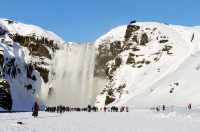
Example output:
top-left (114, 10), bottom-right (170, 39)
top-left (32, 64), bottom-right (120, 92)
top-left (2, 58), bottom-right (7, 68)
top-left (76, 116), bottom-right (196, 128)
top-left (162, 105), bottom-right (166, 111)
top-left (32, 101), bottom-right (39, 117)
top-left (188, 104), bottom-right (192, 110)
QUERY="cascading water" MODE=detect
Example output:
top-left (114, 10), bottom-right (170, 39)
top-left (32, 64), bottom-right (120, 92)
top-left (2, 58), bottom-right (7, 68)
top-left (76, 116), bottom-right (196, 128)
top-left (46, 43), bottom-right (101, 107)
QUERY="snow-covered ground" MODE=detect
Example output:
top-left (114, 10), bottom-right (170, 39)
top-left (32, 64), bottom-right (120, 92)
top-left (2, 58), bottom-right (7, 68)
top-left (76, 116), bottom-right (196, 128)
top-left (1, 108), bottom-right (200, 132)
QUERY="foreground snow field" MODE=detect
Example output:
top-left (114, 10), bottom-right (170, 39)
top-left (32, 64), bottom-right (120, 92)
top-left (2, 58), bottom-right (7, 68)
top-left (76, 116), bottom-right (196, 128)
top-left (1, 108), bottom-right (200, 132)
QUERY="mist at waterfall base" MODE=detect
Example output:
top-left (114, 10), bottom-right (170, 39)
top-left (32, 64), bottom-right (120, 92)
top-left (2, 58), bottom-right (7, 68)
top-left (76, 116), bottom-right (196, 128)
top-left (45, 44), bottom-right (105, 107)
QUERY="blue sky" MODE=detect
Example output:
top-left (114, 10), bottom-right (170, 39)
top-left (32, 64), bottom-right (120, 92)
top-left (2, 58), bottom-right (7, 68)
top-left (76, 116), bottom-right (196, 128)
top-left (0, 0), bottom-right (199, 42)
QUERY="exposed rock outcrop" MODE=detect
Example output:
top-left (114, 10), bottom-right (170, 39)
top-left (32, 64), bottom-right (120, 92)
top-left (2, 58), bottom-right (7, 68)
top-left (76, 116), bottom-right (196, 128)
top-left (0, 80), bottom-right (12, 111)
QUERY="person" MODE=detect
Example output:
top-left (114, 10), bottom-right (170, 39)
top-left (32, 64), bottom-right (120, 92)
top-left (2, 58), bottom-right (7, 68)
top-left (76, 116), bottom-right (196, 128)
top-left (126, 106), bottom-right (129, 112)
top-left (104, 107), bottom-right (107, 112)
top-left (188, 104), bottom-right (192, 110)
top-left (162, 105), bottom-right (166, 111)
top-left (32, 101), bottom-right (39, 117)
top-left (156, 107), bottom-right (160, 112)
top-left (87, 105), bottom-right (91, 112)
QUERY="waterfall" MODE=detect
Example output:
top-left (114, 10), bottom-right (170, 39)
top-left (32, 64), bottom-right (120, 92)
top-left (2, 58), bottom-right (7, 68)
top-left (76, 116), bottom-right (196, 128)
top-left (47, 43), bottom-right (98, 107)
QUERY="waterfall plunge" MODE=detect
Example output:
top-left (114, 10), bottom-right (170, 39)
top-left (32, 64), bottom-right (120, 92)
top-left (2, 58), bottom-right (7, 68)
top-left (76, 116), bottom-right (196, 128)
top-left (47, 44), bottom-right (102, 107)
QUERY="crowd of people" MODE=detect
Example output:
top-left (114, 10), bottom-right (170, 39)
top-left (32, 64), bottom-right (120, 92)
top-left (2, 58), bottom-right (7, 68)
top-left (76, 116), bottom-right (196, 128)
top-left (153, 104), bottom-right (192, 112)
top-left (32, 101), bottom-right (193, 118)
top-left (45, 105), bottom-right (129, 113)
top-left (31, 102), bottom-right (129, 117)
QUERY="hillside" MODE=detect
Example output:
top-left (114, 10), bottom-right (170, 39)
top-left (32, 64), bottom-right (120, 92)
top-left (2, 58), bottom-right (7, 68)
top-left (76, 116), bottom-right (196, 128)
top-left (95, 21), bottom-right (200, 108)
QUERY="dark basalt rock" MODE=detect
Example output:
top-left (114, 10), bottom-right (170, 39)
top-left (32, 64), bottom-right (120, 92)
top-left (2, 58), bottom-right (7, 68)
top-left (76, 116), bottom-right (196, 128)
top-left (4, 19), bottom-right (15, 24)
top-left (140, 33), bottom-right (149, 45)
top-left (27, 64), bottom-right (34, 79)
top-left (31, 75), bottom-right (37, 81)
top-left (115, 57), bottom-right (122, 67)
top-left (95, 41), bottom-right (123, 77)
top-left (126, 53), bottom-right (135, 64)
top-left (129, 20), bottom-right (137, 24)
top-left (105, 89), bottom-right (115, 105)
top-left (34, 66), bottom-right (49, 83)
top-left (125, 24), bottom-right (140, 41)
top-left (3, 57), bottom-right (18, 79)
top-left (0, 26), bottom-right (8, 36)
top-left (132, 35), bottom-right (138, 43)
top-left (159, 40), bottom-right (168, 43)
top-left (11, 34), bottom-right (59, 59)
top-left (0, 50), bottom-right (4, 67)
top-left (110, 41), bottom-right (123, 57)
top-left (105, 56), bottom-right (122, 79)
top-left (105, 95), bottom-right (115, 105)
top-left (162, 45), bottom-right (173, 55)
top-left (11, 34), bottom-right (51, 59)
top-left (25, 84), bottom-right (32, 90)
top-left (0, 80), bottom-right (12, 111)
top-left (29, 42), bottom-right (51, 59)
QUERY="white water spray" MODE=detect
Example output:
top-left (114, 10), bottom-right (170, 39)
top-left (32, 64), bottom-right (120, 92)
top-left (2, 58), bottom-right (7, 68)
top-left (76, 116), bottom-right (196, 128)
top-left (47, 43), bottom-right (98, 107)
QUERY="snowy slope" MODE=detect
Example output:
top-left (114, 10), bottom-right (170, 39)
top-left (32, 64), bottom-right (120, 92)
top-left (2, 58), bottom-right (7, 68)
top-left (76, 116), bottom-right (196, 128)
top-left (127, 51), bottom-right (200, 107)
top-left (95, 25), bottom-right (127, 49)
top-left (95, 21), bottom-right (200, 108)
top-left (0, 18), bottom-right (64, 44)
